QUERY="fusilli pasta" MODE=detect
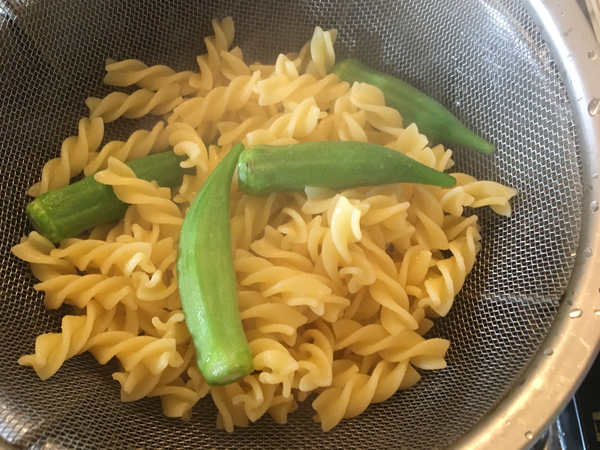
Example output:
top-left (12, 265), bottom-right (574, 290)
top-left (16, 17), bottom-right (518, 432)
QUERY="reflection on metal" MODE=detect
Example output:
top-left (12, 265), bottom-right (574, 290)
top-left (585, 0), bottom-right (600, 43)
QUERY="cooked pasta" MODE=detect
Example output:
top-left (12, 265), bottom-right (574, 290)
top-left (27, 117), bottom-right (105, 197)
top-left (15, 17), bottom-right (518, 433)
top-left (103, 59), bottom-right (197, 96)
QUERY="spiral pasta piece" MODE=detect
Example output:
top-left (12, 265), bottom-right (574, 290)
top-left (247, 332), bottom-right (299, 398)
top-left (220, 47), bottom-right (252, 81)
top-left (349, 82), bottom-right (403, 137)
top-left (217, 116), bottom-right (269, 146)
top-left (254, 53), bottom-right (348, 109)
top-left (231, 194), bottom-right (281, 252)
top-left (94, 158), bottom-right (184, 239)
top-left (87, 84), bottom-right (183, 123)
top-left (189, 17), bottom-right (235, 91)
top-left (28, 117), bottom-right (104, 196)
top-left (104, 59), bottom-right (196, 96)
top-left (332, 320), bottom-right (448, 365)
top-left (397, 245), bottom-right (433, 298)
top-left (132, 270), bottom-right (178, 302)
top-left (149, 367), bottom-right (210, 421)
top-left (238, 291), bottom-right (307, 344)
top-left (446, 173), bottom-right (519, 217)
top-left (276, 207), bottom-right (311, 249)
top-left (166, 123), bottom-right (209, 171)
top-left (421, 225), bottom-right (482, 316)
top-left (231, 373), bottom-right (278, 423)
top-left (312, 358), bottom-right (413, 431)
top-left (319, 90), bottom-right (370, 142)
top-left (12, 232), bottom-right (76, 281)
top-left (50, 238), bottom-right (156, 276)
top-left (330, 196), bottom-right (363, 264)
top-left (293, 323), bottom-right (335, 391)
top-left (113, 339), bottom-right (194, 402)
top-left (84, 330), bottom-right (184, 375)
top-left (18, 301), bottom-right (117, 380)
top-left (84, 121), bottom-right (169, 175)
top-left (250, 227), bottom-right (314, 272)
top-left (409, 187), bottom-right (449, 250)
top-left (34, 273), bottom-right (137, 310)
top-left (245, 97), bottom-right (325, 146)
top-left (305, 27), bottom-right (338, 79)
top-left (169, 72), bottom-right (261, 128)
top-left (387, 123), bottom-right (430, 158)
top-left (213, 382), bottom-right (249, 432)
top-left (161, 122), bottom-right (213, 204)
top-left (112, 361), bottom-right (164, 402)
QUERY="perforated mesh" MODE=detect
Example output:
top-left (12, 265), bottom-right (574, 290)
top-left (0, 0), bottom-right (582, 448)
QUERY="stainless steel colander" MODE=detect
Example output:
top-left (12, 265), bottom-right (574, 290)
top-left (1, 0), bottom-right (599, 449)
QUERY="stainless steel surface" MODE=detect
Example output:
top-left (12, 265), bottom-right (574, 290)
top-left (0, 0), bottom-right (598, 449)
top-left (556, 400), bottom-right (586, 450)
top-left (449, 0), bottom-right (600, 448)
top-left (585, 0), bottom-right (600, 43)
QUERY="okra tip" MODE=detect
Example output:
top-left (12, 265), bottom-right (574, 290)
top-left (26, 197), bottom-right (61, 243)
top-left (438, 172), bottom-right (457, 188)
top-left (454, 128), bottom-right (495, 155)
top-left (200, 348), bottom-right (254, 386)
top-left (474, 139), bottom-right (495, 155)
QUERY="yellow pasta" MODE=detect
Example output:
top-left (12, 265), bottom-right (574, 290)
top-left (27, 118), bottom-right (105, 197)
top-left (15, 17), bottom-right (518, 432)
top-left (103, 59), bottom-right (197, 96)
top-left (18, 300), bottom-right (117, 380)
top-left (189, 17), bottom-right (236, 92)
top-left (87, 84), bottom-right (184, 123)
top-left (84, 120), bottom-right (169, 175)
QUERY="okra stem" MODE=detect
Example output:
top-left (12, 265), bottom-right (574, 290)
top-left (237, 141), bottom-right (456, 196)
top-left (26, 151), bottom-right (194, 243)
top-left (332, 58), bottom-right (495, 155)
top-left (177, 143), bottom-right (254, 386)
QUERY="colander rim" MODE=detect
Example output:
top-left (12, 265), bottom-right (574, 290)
top-left (449, 0), bottom-right (600, 448)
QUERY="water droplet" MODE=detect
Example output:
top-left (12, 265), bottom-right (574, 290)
top-left (506, 420), bottom-right (511, 426)
top-left (594, 309), bottom-right (600, 317)
top-left (589, 98), bottom-right (600, 116)
top-left (525, 431), bottom-right (533, 440)
top-left (593, 173), bottom-right (598, 179)
top-left (584, 247), bottom-right (594, 257)
top-left (569, 308), bottom-right (583, 318)
top-left (590, 201), bottom-right (599, 212)
top-left (589, 50), bottom-right (598, 60)
top-left (544, 348), bottom-right (554, 356)
top-left (455, 101), bottom-right (461, 107)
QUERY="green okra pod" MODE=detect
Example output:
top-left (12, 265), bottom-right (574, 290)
top-left (332, 58), bottom-right (495, 155)
top-left (177, 143), bottom-right (254, 386)
top-left (237, 141), bottom-right (456, 196)
top-left (26, 151), bottom-right (194, 243)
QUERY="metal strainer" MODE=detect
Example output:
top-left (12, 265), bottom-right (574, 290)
top-left (1, 0), bottom-right (599, 449)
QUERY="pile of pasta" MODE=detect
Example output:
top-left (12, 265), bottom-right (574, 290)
top-left (13, 17), bottom-right (517, 432)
